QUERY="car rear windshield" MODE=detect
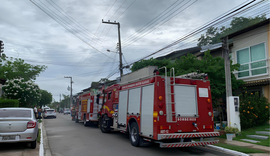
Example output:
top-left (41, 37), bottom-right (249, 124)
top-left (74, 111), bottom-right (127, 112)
top-left (0, 109), bottom-right (31, 118)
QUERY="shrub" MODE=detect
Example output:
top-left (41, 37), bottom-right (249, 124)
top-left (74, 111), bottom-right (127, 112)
top-left (224, 126), bottom-right (239, 134)
top-left (239, 91), bottom-right (270, 129)
top-left (0, 98), bottom-right (19, 108)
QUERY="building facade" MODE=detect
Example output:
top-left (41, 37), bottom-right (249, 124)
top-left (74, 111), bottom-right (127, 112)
top-left (229, 19), bottom-right (270, 101)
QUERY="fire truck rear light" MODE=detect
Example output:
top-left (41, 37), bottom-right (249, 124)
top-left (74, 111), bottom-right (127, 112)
top-left (159, 103), bottom-right (163, 108)
top-left (160, 125), bottom-right (170, 130)
top-left (26, 137), bottom-right (32, 139)
top-left (208, 112), bottom-right (212, 116)
top-left (159, 110), bottom-right (163, 115)
top-left (190, 80), bottom-right (196, 85)
top-left (207, 99), bottom-right (211, 103)
top-left (205, 125), bottom-right (212, 129)
top-left (158, 96), bottom-right (163, 101)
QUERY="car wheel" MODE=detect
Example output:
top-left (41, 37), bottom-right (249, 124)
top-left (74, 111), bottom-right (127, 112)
top-left (30, 140), bottom-right (37, 149)
top-left (129, 122), bottom-right (141, 147)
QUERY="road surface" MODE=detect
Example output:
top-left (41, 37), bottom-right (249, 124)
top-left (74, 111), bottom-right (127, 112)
top-left (44, 113), bottom-right (233, 156)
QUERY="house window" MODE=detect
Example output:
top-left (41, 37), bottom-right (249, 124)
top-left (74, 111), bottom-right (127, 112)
top-left (237, 43), bottom-right (267, 78)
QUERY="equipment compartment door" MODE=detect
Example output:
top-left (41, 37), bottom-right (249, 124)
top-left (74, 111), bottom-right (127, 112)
top-left (127, 88), bottom-right (141, 115)
top-left (174, 85), bottom-right (198, 117)
top-left (118, 90), bottom-right (128, 125)
top-left (87, 99), bottom-right (90, 113)
top-left (141, 84), bottom-right (154, 137)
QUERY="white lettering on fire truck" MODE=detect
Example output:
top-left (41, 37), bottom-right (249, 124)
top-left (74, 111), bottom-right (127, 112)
top-left (177, 118), bottom-right (196, 121)
top-left (160, 130), bottom-right (169, 134)
top-left (122, 80), bottom-right (150, 90)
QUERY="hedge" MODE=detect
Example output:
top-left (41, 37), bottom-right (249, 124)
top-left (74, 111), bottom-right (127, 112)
top-left (0, 98), bottom-right (19, 108)
top-left (239, 91), bottom-right (270, 129)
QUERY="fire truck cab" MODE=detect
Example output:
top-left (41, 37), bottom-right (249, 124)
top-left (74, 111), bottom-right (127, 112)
top-left (99, 66), bottom-right (220, 148)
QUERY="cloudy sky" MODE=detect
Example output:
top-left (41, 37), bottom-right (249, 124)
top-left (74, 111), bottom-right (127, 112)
top-left (0, 0), bottom-right (268, 102)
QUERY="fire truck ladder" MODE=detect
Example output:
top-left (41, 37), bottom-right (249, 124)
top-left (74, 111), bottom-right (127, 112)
top-left (159, 67), bottom-right (176, 122)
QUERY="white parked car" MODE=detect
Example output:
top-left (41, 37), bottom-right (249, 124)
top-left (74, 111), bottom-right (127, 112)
top-left (63, 110), bottom-right (70, 115)
top-left (0, 108), bottom-right (39, 149)
top-left (43, 109), bottom-right (57, 118)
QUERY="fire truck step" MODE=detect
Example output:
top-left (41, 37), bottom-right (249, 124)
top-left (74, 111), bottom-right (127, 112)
top-left (158, 140), bottom-right (219, 148)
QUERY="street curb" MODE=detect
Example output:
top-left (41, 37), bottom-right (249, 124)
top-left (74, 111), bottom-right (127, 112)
top-left (42, 119), bottom-right (52, 156)
top-left (39, 122), bottom-right (44, 156)
top-left (207, 145), bottom-right (250, 156)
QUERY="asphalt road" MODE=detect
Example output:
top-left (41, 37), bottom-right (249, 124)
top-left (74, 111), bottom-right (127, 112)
top-left (44, 113), bottom-right (234, 156)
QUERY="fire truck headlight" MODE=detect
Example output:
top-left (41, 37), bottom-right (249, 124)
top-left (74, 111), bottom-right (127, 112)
top-left (159, 111), bottom-right (163, 115)
top-left (208, 112), bottom-right (212, 116)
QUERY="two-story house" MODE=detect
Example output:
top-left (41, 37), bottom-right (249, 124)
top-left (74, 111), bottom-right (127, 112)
top-left (229, 19), bottom-right (270, 101)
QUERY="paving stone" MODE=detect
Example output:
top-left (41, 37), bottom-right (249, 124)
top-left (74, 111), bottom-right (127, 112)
top-left (247, 135), bottom-right (268, 140)
top-left (256, 131), bottom-right (270, 135)
top-left (240, 139), bottom-right (260, 143)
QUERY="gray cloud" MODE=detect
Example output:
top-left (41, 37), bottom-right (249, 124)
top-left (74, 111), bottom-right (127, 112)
top-left (0, 0), bottom-right (255, 102)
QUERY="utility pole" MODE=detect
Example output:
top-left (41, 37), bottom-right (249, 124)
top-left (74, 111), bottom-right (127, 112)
top-left (222, 36), bottom-right (232, 127)
top-left (102, 19), bottom-right (123, 77)
top-left (0, 40), bottom-right (4, 57)
top-left (64, 76), bottom-right (73, 108)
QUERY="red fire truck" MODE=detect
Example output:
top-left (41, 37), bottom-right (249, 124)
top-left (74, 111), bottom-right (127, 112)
top-left (75, 92), bottom-right (103, 126)
top-left (99, 66), bottom-right (220, 148)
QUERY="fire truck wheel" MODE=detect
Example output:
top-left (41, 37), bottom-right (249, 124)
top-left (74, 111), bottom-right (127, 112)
top-left (100, 115), bottom-right (111, 133)
top-left (129, 122), bottom-right (141, 147)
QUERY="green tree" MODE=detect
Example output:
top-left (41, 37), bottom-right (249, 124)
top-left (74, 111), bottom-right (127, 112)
top-left (3, 78), bottom-right (41, 107)
top-left (39, 90), bottom-right (53, 108)
top-left (0, 57), bottom-right (47, 81)
top-left (198, 15), bottom-right (267, 46)
top-left (174, 51), bottom-right (245, 102)
top-left (130, 51), bottom-right (245, 107)
top-left (60, 94), bottom-right (70, 109)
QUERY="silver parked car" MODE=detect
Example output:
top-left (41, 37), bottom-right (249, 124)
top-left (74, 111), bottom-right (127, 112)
top-left (43, 109), bottom-right (57, 118)
top-left (0, 108), bottom-right (39, 149)
top-left (63, 109), bottom-right (70, 115)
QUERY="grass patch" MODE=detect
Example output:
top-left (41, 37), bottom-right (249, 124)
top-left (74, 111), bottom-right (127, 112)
top-left (37, 128), bottom-right (41, 143)
top-left (38, 119), bottom-right (42, 123)
top-left (219, 122), bottom-right (270, 147)
top-left (214, 143), bottom-right (265, 153)
top-left (233, 122), bottom-right (270, 147)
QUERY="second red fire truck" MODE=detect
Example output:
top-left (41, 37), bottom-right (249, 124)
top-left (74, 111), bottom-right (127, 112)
top-left (98, 66), bottom-right (220, 148)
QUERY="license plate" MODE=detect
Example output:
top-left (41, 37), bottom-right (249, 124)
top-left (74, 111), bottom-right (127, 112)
top-left (2, 135), bottom-right (16, 140)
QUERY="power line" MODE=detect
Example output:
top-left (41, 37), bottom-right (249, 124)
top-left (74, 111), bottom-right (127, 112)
top-left (121, 0), bottom-right (186, 46)
top-left (127, 0), bottom-right (262, 65)
top-left (30, 0), bottom-right (112, 60)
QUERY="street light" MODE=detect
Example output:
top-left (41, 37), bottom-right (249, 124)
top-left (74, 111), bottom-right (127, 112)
top-left (107, 49), bottom-right (119, 54)
top-left (64, 76), bottom-right (73, 108)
